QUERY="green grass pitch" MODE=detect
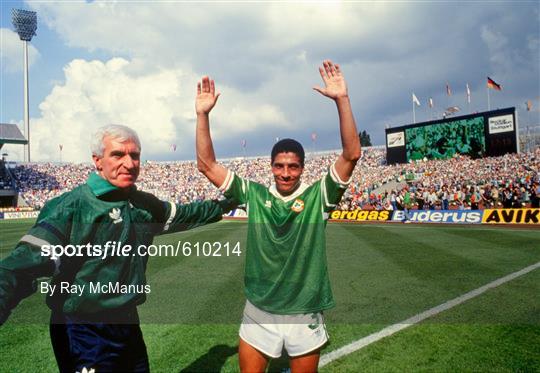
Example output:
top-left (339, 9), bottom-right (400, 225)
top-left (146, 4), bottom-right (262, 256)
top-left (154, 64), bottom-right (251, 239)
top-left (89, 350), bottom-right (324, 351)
top-left (0, 218), bottom-right (539, 372)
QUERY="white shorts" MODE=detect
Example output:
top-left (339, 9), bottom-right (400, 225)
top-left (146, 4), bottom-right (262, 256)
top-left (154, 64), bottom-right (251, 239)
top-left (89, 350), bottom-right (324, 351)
top-left (239, 301), bottom-right (329, 358)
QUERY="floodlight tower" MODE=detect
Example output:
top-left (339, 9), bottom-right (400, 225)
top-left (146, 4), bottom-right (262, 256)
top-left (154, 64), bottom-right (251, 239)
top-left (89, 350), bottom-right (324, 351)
top-left (11, 9), bottom-right (37, 162)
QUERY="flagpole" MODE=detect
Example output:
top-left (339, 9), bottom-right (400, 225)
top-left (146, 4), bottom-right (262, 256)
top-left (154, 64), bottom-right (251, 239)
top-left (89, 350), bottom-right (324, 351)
top-left (527, 105), bottom-right (531, 152)
top-left (446, 83), bottom-right (450, 110)
top-left (466, 84), bottom-right (470, 114)
top-left (487, 87), bottom-right (491, 111)
top-left (413, 100), bottom-right (416, 123)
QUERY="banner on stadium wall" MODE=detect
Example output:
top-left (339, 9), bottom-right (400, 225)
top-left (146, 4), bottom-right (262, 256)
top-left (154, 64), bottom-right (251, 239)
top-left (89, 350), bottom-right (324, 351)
top-left (482, 208), bottom-right (540, 224)
top-left (329, 209), bottom-right (539, 225)
top-left (392, 210), bottom-right (483, 224)
top-left (2, 211), bottom-right (39, 220)
top-left (330, 210), bottom-right (392, 221)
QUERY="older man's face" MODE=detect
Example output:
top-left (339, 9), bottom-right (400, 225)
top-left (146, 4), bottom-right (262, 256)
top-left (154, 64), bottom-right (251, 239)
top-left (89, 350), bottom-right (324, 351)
top-left (92, 136), bottom-right (140, 190)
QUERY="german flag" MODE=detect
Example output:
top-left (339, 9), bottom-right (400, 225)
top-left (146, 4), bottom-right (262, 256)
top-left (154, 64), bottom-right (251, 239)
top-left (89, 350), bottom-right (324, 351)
top-left (487, 77), bottom-right (502, 90)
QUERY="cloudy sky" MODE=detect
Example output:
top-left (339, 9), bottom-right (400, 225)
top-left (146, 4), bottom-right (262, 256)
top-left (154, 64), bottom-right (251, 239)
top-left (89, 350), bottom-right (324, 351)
top-left (1, 1), bottom-right (539, 163)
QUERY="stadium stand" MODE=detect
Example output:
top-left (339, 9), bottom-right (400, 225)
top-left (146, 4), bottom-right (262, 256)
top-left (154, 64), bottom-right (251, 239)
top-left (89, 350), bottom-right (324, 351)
top-left (0, 123), bottom-right (27, 148)
top-left (7, 147), bottom-right (539, 212)
top-left (0, 123), bottom-right (28, 208)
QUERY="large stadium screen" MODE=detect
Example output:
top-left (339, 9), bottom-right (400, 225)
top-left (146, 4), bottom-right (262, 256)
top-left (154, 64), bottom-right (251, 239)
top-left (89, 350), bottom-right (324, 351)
top-left (405, 116), bottom-right (486, 161)
top-left (386, 107), bottom-right (516, 165)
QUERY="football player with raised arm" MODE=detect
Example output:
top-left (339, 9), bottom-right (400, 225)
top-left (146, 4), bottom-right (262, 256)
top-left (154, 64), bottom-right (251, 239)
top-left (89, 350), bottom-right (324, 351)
top-left (195, 60), bottom-right (361, 373)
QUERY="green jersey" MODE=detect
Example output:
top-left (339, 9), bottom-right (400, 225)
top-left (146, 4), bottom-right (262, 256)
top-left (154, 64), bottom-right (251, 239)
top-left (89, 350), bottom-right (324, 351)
top-left (0, 172), bottom-right (230, 324)
top-left (222, 163), bottom-right (349, 314)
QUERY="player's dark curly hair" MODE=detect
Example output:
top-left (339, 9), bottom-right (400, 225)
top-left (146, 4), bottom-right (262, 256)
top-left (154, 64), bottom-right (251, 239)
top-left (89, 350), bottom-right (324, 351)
top-left (271, 138), bottom-right (305, 167)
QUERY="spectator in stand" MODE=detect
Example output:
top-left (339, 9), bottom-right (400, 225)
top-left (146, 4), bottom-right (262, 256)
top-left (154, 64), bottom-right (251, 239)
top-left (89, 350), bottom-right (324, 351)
top-left (531, 182), bottom-right (539, 208)
top-left (470, 187), bottom-right (480, 210)
top-left (441, 185), bottom-right (449, 210)
top-left (502, 187), bottom-right (512, 208)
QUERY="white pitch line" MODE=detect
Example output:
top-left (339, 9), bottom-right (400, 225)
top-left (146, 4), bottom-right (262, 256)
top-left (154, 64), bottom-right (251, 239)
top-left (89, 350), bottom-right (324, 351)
top-left (319, 260), bottom-right (540, 368)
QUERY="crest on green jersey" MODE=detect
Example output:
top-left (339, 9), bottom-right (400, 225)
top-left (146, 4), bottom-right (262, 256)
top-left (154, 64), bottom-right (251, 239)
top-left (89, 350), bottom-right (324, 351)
top-left (291, 199), bottom-right (304, 213)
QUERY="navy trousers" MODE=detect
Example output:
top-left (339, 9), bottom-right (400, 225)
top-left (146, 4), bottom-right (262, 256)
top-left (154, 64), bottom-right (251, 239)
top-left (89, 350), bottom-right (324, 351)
top-left (50, 310), bottom-right (149, 372)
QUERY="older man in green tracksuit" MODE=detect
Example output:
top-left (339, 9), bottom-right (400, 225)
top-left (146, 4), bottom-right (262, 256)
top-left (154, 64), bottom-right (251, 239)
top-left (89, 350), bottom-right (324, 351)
top-left (0, 124), bottom-right (234, 372)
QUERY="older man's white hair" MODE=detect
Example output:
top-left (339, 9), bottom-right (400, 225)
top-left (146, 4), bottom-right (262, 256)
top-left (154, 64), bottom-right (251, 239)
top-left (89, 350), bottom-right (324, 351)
top-left (91, 124), bottom-right (141, 157)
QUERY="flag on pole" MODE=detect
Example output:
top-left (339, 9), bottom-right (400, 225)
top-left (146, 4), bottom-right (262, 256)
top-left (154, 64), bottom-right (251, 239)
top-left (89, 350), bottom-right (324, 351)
top-left (428, 97), bottom-right (433, 108)
top-left (446, 83), bottom-right (452, 96)
top-left (241, 139), bottom-right (247, 148)
top-left (59, 144), bottom-right (63, 151)
top-left (466, 83), bottom-right (471, 104)
top-left (171, 144), bottom-right (177, 152)
top-left (526, 100), bottom-right (532, 111)
top-left (487, 77), bottom-right (502, 90)
top-left (412, 93), bottom-right (421, 106)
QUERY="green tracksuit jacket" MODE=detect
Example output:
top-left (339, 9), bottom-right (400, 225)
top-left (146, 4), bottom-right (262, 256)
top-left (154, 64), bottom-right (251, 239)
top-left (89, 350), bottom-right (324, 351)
top-left (0, 172), bottom-right (230, 324)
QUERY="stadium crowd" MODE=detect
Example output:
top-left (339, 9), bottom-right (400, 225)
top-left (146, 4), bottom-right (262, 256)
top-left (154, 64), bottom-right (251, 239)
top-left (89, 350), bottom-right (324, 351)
top-left (340, 148), bottom-right (540, 211)
top-left (0, 159), bottom-right (14, 190)
top-left (6, 147), bottom-right (540, 211)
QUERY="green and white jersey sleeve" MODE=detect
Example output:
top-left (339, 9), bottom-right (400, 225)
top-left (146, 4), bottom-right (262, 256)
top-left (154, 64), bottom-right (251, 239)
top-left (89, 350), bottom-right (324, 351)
top-left (222, 163), bottom-right (350, 314)
top-left (158, 199), bottom-right (227, 235)
top-left (321, 162), bottom-right (352, 212)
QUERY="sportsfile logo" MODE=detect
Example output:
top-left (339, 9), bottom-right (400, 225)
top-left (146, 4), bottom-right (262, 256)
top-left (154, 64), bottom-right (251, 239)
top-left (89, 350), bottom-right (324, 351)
top-left (392, 210), bottom-right (482, 224)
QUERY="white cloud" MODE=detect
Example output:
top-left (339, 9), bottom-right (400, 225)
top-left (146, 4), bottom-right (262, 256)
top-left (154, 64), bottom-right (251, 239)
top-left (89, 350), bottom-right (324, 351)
top-left (214, 103), bottom-right (287, 138)
top-left (29, 58), bottom-right (183, 162)
top-left (0, 28), bottom-right (40, 73)
top-left (24, 57), bottom-right (287, 162)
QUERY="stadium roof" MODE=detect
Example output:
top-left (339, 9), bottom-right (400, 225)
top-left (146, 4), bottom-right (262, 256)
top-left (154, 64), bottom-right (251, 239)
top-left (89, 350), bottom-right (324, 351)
top-left (0, 123), bottom-right (27, 150)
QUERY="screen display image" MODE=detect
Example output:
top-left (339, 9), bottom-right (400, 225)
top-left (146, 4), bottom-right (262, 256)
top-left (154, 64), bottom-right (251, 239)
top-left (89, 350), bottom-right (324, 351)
top-left (405, 117), bottom-right (486, 161)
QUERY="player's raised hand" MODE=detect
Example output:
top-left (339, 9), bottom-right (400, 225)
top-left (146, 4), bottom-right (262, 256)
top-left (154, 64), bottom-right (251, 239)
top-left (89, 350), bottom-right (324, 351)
top-left (196, 76), bottom-right (220, 115)
top-left (313, 60), bottom-right (348, 100)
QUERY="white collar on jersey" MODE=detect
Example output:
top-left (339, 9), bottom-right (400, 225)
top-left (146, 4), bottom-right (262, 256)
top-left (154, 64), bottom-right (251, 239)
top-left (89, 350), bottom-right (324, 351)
top-left (269, 182), bottom-right (310, 202)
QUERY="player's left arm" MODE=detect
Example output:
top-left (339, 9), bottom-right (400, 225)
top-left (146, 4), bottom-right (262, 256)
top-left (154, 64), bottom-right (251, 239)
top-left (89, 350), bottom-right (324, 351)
top-left (313, 60), bottom-right (361, 181)
top-left (130, 190), bottom-right (236, 235)
top-left (159, 198), bottom-right (236, 235)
